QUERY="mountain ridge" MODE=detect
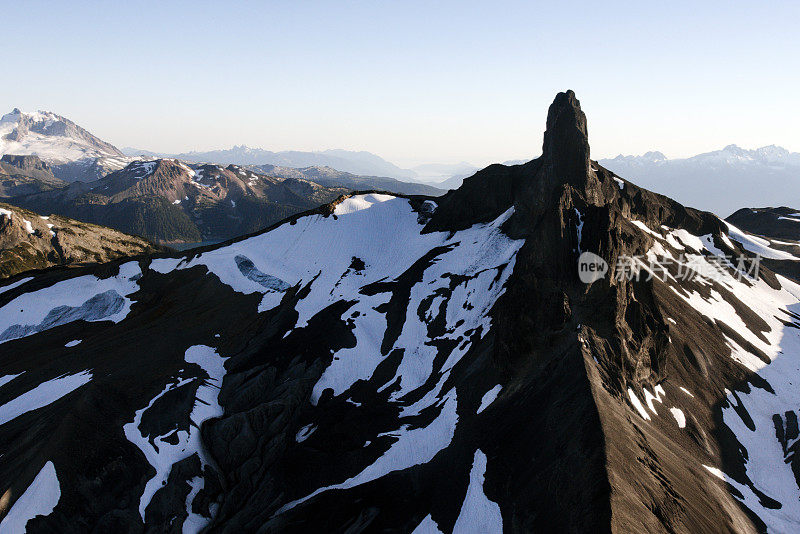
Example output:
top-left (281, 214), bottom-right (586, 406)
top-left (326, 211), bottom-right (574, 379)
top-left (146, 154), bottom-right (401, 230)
top-left (0, 201), bottom-right (162, 279)
top-left (124, 145), bottom-right (419, 181)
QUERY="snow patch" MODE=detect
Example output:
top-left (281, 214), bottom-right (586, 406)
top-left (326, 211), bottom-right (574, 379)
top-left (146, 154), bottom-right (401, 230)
top-left (0, 461), bottom-right (61, 532)
top-left (333, 193), bottom-right (395, 215)
top-left (452, 449), bottom-right (503, 534)
top-left (477, 385), bottom-right (502, 414)
top-left (0, 276), bottom-right (33, 295)
top-left (628, 388), bottom-right (651, 420)
top-left (412, 515), bottom-right (443, 534)
top-left (296, 424), bottom-right (316, 443)
top-left (124, 345), bottom-right (226, 520)
top-left (0, 262), bottom-right (141, 344)
top-left (277, 389), bottom-right (458, 514)
top-left (0, 371), bottom-right (92, 426)
top-left (669, 407), bottom-right (686, 428)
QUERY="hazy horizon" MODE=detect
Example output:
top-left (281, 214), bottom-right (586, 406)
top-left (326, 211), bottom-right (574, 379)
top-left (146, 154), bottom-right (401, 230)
top-left (3, 1), bottom-right (799, 168)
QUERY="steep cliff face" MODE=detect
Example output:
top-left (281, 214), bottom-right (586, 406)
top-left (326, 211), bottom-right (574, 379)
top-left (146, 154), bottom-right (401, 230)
top-left (1, 93), bottom-right (799, 533)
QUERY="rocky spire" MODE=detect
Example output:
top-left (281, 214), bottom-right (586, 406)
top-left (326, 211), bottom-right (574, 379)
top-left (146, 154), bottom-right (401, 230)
top-left (542, 90), bottom-right (590, 188)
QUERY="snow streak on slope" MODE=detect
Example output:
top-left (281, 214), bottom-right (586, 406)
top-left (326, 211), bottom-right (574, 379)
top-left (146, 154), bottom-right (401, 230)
top-left (452, 450), bottom-right (503, 533)
top-left (124, 345), bottom-right (226, 526)
top-left (0, 371), bottom-right (92, 426)
top-left (277, 389), bottom-right (459, 514)
top-left (0, 461), bottom-right (61, 532)
top-left (631, 219), bottom-right (800, 532)
top-left (724, 221), bottom-right (800, 261)
top-left (0, 261), bottom-right (141, 344)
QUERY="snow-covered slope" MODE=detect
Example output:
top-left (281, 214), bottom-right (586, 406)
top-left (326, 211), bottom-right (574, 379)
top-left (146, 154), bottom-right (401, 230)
top-left (4, 92), bottom-right (800, 533)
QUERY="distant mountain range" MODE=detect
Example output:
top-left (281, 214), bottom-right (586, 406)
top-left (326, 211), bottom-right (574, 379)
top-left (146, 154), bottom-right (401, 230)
top-left (1, 108), bottom-right (451, 188)
top-left (598, 145), bottom-right (800, 217)
top-left (249, 164), bottom-right (442, 196)
top-left (8, 106), bottom-right (800, 220)
top-left (0, 110), bottom-right (444, 244)
top-left (124, 146), bottom-right (418, 181)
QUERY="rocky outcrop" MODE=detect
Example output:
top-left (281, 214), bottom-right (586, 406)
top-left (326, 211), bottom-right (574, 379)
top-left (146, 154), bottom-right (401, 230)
top-left (0, 202), bottom-right (162, 278)
top-left (725, 206), bottom-right (800, 281)
top-left (0, 155), bottom-right (66, 197)
top-left (1, 155), bottom-right (52, 173)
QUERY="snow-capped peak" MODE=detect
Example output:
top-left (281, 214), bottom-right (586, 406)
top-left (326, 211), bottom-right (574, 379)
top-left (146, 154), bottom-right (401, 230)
top-left (0, 108), bottom-right (124, 167)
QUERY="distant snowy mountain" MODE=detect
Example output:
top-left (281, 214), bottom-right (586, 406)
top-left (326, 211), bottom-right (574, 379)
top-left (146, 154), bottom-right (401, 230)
top-left (0, 109), bottom-right (135, 182)
top-left (140, 146), bottom-right (420, 181)
top-left (599, 145), bottom-right (800, 217)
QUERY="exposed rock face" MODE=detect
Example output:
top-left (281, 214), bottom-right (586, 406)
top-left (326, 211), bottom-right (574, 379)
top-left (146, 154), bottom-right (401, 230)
top-left (2, 92), bottom-right (800, 533)
top-left (1, 155), bottom-right (52, 173)
top-left (0, 202), bottom-right (162, 278)
top-left (0, 155), bottom-right (65, 197)
top-left (727, 206), bottom-right (800, 242)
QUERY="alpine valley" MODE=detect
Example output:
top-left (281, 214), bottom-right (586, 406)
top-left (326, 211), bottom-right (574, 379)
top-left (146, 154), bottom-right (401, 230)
top-left (4, 91), bottom-right (800, 534)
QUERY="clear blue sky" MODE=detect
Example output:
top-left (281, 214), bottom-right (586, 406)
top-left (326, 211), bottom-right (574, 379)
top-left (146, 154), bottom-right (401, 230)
top-left (2, 0), bottom-right (798, 167)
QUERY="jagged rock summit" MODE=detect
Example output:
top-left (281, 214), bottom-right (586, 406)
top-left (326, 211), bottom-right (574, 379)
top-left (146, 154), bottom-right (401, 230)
top-left (542, 89), bottom-right (591, 185)
top-left (2, 92), bottom-right (800, 533)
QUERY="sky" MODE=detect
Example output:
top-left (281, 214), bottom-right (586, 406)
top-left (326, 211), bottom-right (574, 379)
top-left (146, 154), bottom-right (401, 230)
top-left (2, 0), bottom-right (798, 168)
